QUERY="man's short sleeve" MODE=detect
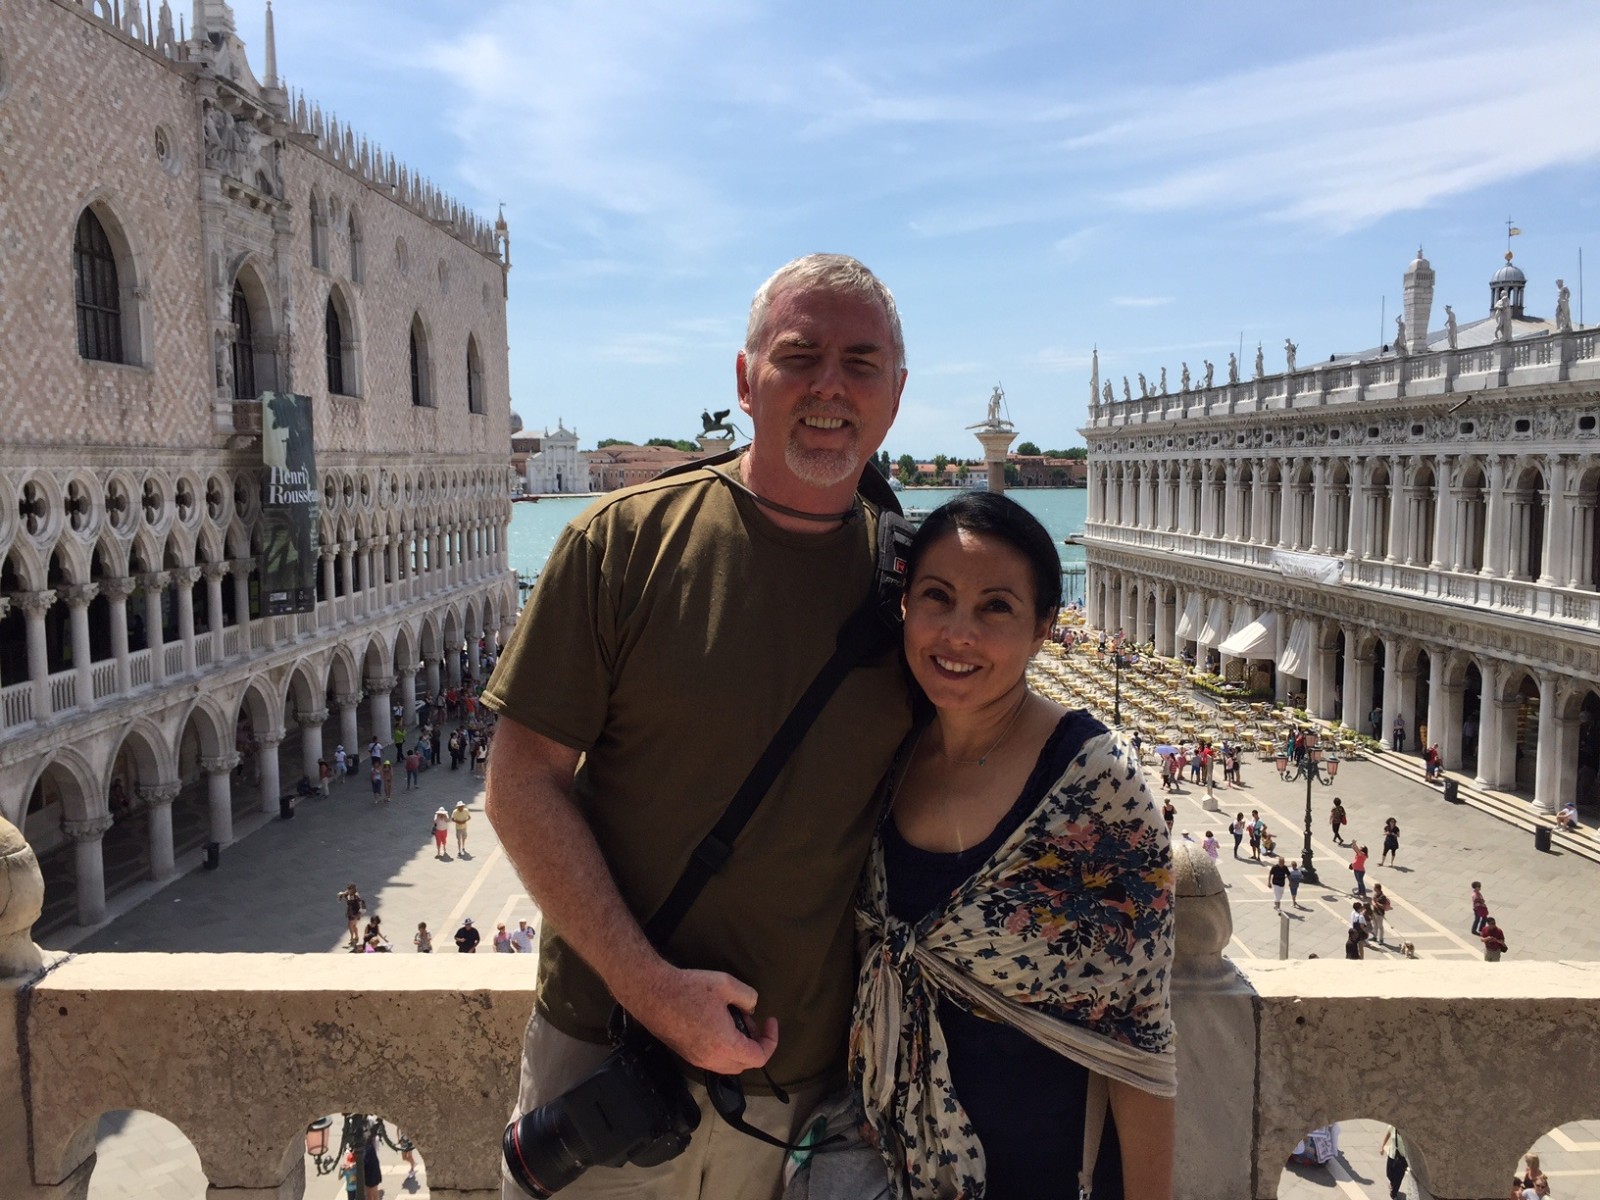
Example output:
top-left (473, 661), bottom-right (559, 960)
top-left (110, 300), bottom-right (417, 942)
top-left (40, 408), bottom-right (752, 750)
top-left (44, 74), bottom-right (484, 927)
top-left (481, 522), bottom-right (611, 750)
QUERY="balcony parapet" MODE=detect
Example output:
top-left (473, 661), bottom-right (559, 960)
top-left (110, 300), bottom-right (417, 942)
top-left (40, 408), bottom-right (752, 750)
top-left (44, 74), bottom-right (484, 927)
top-left (6, 831), bottom-right (1600, 1199)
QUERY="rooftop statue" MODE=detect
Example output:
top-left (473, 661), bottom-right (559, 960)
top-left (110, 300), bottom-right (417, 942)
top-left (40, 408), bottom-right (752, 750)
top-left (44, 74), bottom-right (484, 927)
top-left (1556, 279), bottom-right (1573, 333)
top-left (1445, 305), bottom-right (1458, 350)
top-left (1495, 295), bottom-right (1512, 343)
top-left (1254, 343), bottom-right (1264, 379)
top-left (1203, 360), bottom-right (1214, 389)
top-left (1159, 366), bottom-right (1168, 394)
top-left (1228, 352), bottom-right (1239, 385)
top-left (1138, 373), bottom-right (1148, 399)
top-left (1103, 381), bottom-right (1114, 405)
top-left (1394, 315), bottom-right (1408, 357)
top-left (1122, 377), bottom-right (1131, 402)
top-left (699, 408), bottom-right (737, 440)
top-left (1284, 339), bottom-right (1297, 372)
top-left (1180, 363), bottom-right (1191, 393)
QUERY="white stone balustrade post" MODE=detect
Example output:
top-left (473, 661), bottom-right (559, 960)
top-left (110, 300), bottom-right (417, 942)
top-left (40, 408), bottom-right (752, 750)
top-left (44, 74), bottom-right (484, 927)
top-left (200, 754), bottom-right (239, 845)
top-left (18, 590), bottom-right (56, 722)
top-left (255, 730), bottom-right (283, 816)
top-left (297, 708), bottom-right (328, 785)
top-left (59, 583), bottom-right (98, 710)
top-left (139, 783), bottom-right (181, 881)
top-left (172, 566), bottom-right (199, 674)
top-left (61, 816), bottom-right (113, 926)
top-left (101, 576), bottom-right (136, 694)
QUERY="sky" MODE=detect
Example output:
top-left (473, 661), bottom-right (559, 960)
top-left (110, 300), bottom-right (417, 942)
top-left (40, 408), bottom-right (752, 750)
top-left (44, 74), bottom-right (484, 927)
top-left (232, 1), bottom-right (1600, 457)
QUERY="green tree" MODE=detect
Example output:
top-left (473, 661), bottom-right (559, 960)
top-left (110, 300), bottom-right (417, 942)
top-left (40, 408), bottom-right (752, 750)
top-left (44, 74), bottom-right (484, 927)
top-left (956, 461), bottom-right (970, 482)
top-left (1061, 446), bottom-right (1088, 459)
top-left (874, 450), bottom-right (891, 478)
top-left (1016, 441), bottom-right (1041, 456)
top-left (1004, 462), bottom-right (1022, 487)
top-left (596, 438), bottom-right (635, 448)
top-left (897, 453), bottom-right (918, 485)
top-left (645, 437), bottom-right (699, 452)
top-left (933, 454), bottom-right (949, 481)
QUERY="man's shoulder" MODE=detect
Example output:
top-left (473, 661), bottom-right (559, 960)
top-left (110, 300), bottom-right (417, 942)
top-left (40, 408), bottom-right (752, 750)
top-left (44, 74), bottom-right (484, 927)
top-left (566, 465), bottom-right (733, 536)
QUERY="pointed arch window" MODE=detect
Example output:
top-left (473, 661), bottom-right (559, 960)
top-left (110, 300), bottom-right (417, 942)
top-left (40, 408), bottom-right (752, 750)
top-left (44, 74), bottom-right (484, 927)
top-left (409, 316), bottom-right (432, 407)
top-left (325, 297), bottom-right (345, 395)
top-left (231, 281), bottom-right (256, 400)
top-left (466, 335), bottom-right (485, 415)
top-left (309, 192), bottom-right (329, 269)
top-left (74, 210), bottom-right (123, 362)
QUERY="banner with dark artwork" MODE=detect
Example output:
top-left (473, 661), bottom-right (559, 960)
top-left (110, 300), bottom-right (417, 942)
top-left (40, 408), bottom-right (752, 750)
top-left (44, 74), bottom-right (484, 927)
top-left (260, 392), bottom-right (320, 616)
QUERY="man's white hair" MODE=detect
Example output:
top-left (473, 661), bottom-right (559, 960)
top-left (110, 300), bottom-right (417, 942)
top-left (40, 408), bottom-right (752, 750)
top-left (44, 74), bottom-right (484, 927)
top-left (744, 253), bottom-right (905, 372)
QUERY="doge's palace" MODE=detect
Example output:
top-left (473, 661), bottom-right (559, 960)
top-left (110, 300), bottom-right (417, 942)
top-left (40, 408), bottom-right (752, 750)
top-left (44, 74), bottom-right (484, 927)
top-left (1083, 248), bottom-right (1600, 816)
top-left (0, 0), bottom-right (517, 930)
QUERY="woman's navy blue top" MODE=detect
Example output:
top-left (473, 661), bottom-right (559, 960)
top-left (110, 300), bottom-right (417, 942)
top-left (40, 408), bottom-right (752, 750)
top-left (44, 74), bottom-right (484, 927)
top-left (883, 709), bottom-right (1124, 1200)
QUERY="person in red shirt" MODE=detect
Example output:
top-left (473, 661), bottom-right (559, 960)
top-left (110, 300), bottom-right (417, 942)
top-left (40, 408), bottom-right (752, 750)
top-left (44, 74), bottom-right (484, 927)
top-left (1479, 914), bottom-right (1508, 962)
top-left (1350, 844), bottom-right (1369, 898)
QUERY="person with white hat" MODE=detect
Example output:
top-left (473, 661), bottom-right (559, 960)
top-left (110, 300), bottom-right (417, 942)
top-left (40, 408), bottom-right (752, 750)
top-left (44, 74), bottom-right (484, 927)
top-left (332, 744), bottom-right (347, 785)
top-left (432, 807), bottom-right (450, 858)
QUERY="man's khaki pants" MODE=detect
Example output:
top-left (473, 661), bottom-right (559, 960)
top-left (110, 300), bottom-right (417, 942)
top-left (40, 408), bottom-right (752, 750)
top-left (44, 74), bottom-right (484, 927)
top-left (501, 1010), bottom-right (828, 1200)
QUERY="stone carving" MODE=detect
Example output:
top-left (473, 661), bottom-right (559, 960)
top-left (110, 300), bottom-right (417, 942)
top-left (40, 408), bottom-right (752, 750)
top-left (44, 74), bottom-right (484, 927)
top-left (1122, 377), bottom-right (1131, 402)
top-left (1445, 305), bottom-right (1458, 350)
top-left (1203, 360), bottom-right (1214, 389)
top-left (0, 816), bottom-right (59, 978)
top-left (1284, 339), bottom-right (1297, 372)
top-left (1495, 295), bottom-right (1512, 343)
top-left (1556, 280), bottom-right (1572, 333)
top-left (1254, 343), bottom-right (1264, 379)
top-left (214, 326), bottom-right (234, 396)
top-left (1180, 363), bottom-right (1191, 392)
top-left (985, 384), bottom-right (1006, 425)
top-left (1228, 353), bottom-right (1239, 385)
top-left (1138, 373), bottom-right (1148, 399)
top-left (1102, 381), bottom-right (1114, 405)
top-left (1158, 367), bottom-right (1168, 394)
top-left (1394, 316), bottom-right (1407, 356)
top-left (202, 106), bottom-right (283, 197)
top-left (699, 408), bottom-right (736, 440)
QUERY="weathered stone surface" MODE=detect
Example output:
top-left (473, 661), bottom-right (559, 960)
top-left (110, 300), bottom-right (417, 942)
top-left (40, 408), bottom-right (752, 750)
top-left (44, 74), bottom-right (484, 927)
top-left (23, 954), bottom-right (533, 1192)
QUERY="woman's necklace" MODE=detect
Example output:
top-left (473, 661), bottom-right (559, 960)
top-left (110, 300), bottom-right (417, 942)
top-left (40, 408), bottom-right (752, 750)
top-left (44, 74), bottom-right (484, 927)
top-left (937, 689), bottom-right (1029, 767)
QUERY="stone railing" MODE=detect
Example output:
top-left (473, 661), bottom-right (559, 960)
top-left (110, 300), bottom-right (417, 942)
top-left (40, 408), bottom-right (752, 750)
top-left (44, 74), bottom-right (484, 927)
top-left (1089, 325), bottom-right (1600, 428)
top-left (4, 822), bottom-right (1598, 1199)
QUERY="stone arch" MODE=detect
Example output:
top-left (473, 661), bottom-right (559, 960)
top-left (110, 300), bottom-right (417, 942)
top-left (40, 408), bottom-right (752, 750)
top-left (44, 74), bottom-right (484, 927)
top-left (361, 634), bottom-right (392, 682)
top-left (408, 311), bottom-right (434, 407)
top-left (45, 534), bottom-right (90, 586)
top-left (71, 194), bottom-right (150, 365)
top-left (325, 279), bottom-right (362, 398)
top-left (327, 642), bottom-right (361, 697)
top-left (18, 746), bottom-right (98, 832)
top-left (284, 659), bottom-right (324, 720)
top-left (231, 256), bottom-right (282, 398)
top-left (174, 696), bottom-right (231, 762)
top-left (237, 672), bottom-right (284, 737)
top-left (418, 610), bottom-right (441, 662)
top-left (308, 185), bottom-right (329, 268)
top-left (392, 621), bottom-right (417, 672)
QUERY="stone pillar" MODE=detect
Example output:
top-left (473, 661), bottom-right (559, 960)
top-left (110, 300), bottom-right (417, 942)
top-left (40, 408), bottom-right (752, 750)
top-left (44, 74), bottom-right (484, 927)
top-left (102, 576), bottom-right (135, 694)
top-left (172, 566), bottom-right (199, 674)
top-left (1430, 456), bottom-right (1455, 570)
top-left (1437, 676), bottom-right (1464, 772)
top-left (1475, 661), bottom-right (1505, 788)
top-left (384, 538), bottom-right (398, 608)
top-left (230, 560), bottom-right (255, 649)
top-left (1308, 621), bottom-right (1337, 720)
top-left (367, 676), bottom-right (395, 753)
top-left (1221, 461), bottom-right (1240, 540)
top-left (1482, 456), bottom-right (1508, 579)
top-left (333, 692), bottom-right (362, 757)
top-left (1380, 637), bottom-right (1404, 751)
top-left (201, 754), bottom-right (239, 845)
top-left (1384, 457), bottom-right (1405, 562)
top-left (1533, 675), bottom-right (1561, 814)
top-left (1309, 457), bottom-right (1328, 554)
top-left (320, 549), bottom-right (337, 625)
top-left (1154, 588), bottom-right (1174, 658)
top-left (1539, 456), bottom-right (1570, 588)
top-left (140, 571), bottom-right (168, 683)
top-left (1248, 460), bottom-right (1268, 544)
top-left (425, 656), bottom-right (441, 699)
top-left (140, 782), bottom-right (181, 881)
top-left (354, 539), bottom-right (371, 614)
top-left (297, 707), bottom-right (328, 785)
top-left (61, 816), bottom-right (114, 925)
top-left (255, 730), bottom-right (283, 816)
top-left (19, 590), bottom-right (56, 721)
top-left (1425, 652), bottom-right (1447, 760)
top-left (60, 583), bottom-right (98, 710)
top-left (202, 563), bottom-right (229, 663)
top-left (398, 665), bottom-right (418, 733)
top-left (445, 643), bottom-right (462, 687)
top-left (339, 545), bottom-right (355, 613)
top-left (1342, 631), bottom-right (1370, 733)
top-left (1346, 457), bottom-right (1367, 559)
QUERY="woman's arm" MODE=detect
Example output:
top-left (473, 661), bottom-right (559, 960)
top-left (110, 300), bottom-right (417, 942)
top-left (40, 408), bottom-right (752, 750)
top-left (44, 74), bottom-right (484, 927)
top-left (1108, 1080), bottom-right (1174, 1200)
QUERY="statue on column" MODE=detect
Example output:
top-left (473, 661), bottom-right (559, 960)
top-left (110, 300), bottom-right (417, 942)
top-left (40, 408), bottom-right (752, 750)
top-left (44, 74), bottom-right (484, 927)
top-left (1202, 360), bottom-right (1214, 388)
top-left (1158, 367), bottom-right (1167, 394)
top-left (1284, 339), bottom-right (1297, 373)
top-left (1228, 352), bottom-right (1239, 385)
top-left (1254, 343), bottom-right (1265, 379)
top-left (1555, 279), bottom-right (1573, 332)
top-left (1122, 377), bottom-right (1131, 402)
top-left (1180, 363), bottom-right (1191, 392)
top-left (1444, 305), bottom-right (1458, 350)
top-left (1394, 315), bottom-right (1408, 356)
top-left (1137, 373), bottom-right (1148, 399)
top-left (984, 384), bottom-right (1007, 426)
top-left (1494, 295), bottom-right (1512, 343)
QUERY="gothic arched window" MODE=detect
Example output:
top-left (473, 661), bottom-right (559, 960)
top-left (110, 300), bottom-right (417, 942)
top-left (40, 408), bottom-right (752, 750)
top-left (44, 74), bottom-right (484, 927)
top-left (231, 281), bottom-right (256, 400)
top-left (74, 210), bottom-right (123, 362)
top-left (325, 297), bottom-right (345, 395)
top-left (466, 334), bottom-right (485, 415)
top-left (409, 315), bottom-right (432, 407)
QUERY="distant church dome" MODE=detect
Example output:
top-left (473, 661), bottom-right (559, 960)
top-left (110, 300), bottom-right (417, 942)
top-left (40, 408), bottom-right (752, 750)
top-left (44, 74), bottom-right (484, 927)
top-left (508, 410), bottom-right (524, 434)
top-left (1491, 260), bottom-right (1527, 285)
top-left (1489, 251), bottom-right (1527, 318)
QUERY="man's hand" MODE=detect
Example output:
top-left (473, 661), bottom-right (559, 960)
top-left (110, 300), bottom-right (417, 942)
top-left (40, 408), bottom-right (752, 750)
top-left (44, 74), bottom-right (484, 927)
top-left (618, 964), bottom-right (779, 1076)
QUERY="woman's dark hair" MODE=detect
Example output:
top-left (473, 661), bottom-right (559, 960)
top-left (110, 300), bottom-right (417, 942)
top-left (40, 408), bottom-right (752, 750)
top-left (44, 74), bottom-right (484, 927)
top-left (907, 492), bottom-right (1062, 623)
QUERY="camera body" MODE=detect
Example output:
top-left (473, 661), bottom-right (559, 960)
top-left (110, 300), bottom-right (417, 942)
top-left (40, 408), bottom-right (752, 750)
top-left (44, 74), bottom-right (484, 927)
top-left (503, 1032), bottom-right (701, 1197)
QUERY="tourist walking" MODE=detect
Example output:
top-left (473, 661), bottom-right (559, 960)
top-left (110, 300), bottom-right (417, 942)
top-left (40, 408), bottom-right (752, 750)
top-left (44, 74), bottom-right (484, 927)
top-left (1369, 705), bottom-right (1382, 739)
top-left (1350, 844), bottom-right (1369, 898)
top-left (368, 736), bottom-right (383, 769)
top-left (380, 759), bottom-right (394, 802)
top-left (1161, 799), bottom-right (1176, 834)
top-left (1348, 901), bottom-right (1370, 957)
top-left (1287, 861), bottom-right (1302, 908)
top-left (369, 761), bottom-right (383, 802)
top-left (1381, 1126), bottom-right (1410, 1200)
top-left (1424, 743), bottom-right (1441, 782)
top-left (1230, 813), bottom-right (1246, 858)
top-left (404, 747), bottom-right (421, 791)
top-left (1471, 881), bottom-right (1489, 934)
top-left (1202, 830), bottom-right (1220, 860)
top-left (338, 884), bottom-right (365, 948)
top-left (453, 916), bottom-right (480, 952)
top-left (333, 743), bottom-right (348, 784)
top-left (1370, 883), bottom-right (1392, 945)
top-left (1268, 856), bottom-right (1289, 911)
top-left (509, 919), bottom-right (536, 955)
top-left (1329, 797), bottom-right (1348, 845)
top-left (472, 737), bottom-right (489, 778)
top-left (414, 921), bottom-right (433, 953)
top-left (1480, 913), bottom-right (1508, 962)
top-left (450, 800), bottom-right (471, 855)
top-left (1381, 817), bottom-right (1401, 866)
top-left (494, 922), bottom-right (515, 952)
top-left (431, 807), bottom-right (450, 857)
top-left (1248, 810), bottom-right (1265, 861)
top-left (1392, 714), bottom-right (1406, 752)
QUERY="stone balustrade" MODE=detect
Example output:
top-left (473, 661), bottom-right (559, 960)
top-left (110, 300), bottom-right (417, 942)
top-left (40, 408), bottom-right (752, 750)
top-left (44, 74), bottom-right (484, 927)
top-left (4, 823), bottom-right (1599, 1199)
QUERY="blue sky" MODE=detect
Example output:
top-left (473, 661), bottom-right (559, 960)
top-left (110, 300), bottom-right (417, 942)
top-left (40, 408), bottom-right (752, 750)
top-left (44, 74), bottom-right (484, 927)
top-left (236, 1), bottom-right (1600, 456)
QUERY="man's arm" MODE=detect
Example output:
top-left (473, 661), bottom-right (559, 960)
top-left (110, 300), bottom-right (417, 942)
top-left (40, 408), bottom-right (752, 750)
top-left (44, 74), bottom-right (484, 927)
top-left (485, 717), bottom-right (778, 1075)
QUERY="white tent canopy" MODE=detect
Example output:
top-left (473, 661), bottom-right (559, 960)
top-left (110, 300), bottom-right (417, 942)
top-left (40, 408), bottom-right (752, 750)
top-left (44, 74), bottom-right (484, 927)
top-left (1198, 598), bottom-right (1230, 647)
top-left (1277, 617), bottom-right (1315, 679)
top-left (1218, 612), bottom-right (1279, 660)
top-left (1175, 595), bottom-right (1204, 641)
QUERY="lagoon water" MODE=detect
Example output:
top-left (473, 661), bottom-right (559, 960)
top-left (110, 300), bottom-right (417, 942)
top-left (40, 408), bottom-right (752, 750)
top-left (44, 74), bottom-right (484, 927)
top-left (508, 486), bottom-right (1089, 591)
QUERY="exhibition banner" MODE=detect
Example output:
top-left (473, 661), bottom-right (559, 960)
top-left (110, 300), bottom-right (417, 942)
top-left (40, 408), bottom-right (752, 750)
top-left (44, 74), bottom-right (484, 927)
top-left (260, 391), bottom-right (320, 616)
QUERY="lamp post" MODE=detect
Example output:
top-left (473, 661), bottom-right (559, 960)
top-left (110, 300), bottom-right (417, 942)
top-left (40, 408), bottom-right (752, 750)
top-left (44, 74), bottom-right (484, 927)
top-left (1300, 734), bottom-right (1321, 885)
top-left (1100, 634), bottom-right (1125, 727)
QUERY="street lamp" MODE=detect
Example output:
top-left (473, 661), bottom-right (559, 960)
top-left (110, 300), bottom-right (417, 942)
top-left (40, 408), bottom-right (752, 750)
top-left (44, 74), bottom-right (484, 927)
top-left (1100, 634), bottom-right (1125, 727)
top-left (306, 1114), bottom-right (380, 1177)
top-left (1299, 735), bottom-right (1321, 885)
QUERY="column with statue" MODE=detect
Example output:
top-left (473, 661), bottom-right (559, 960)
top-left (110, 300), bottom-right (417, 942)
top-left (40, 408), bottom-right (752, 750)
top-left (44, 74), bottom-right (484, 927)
top-left (967, 384), bottom-right (1019, 493)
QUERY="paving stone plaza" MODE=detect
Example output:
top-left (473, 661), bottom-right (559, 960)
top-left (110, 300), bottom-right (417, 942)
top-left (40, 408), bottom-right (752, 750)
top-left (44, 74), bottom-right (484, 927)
top-left (57, 729), bottom-right (1600, 1199)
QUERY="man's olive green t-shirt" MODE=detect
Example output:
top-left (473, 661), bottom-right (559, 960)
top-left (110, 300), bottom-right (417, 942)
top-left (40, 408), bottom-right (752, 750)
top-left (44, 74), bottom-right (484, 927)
top-left (480, 462), bottom-right (911, 1087)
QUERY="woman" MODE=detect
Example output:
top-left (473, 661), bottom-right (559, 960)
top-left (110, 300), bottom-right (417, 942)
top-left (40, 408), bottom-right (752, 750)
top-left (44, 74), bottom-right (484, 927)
top-left (1380, 818), bottom-right (1400, 866)
top-left (1370, 884), bottom-right (1392, 946)
top-left (432, 807), bottom-right (451, 858)
top-left (1350, 843), bottom-right (1369, 898)
top-left (852, 494), bottom-right (1175, 1200)
top-left (1230, 813), bottom-right (1246, 859)
top-left (493, 922), bottom-right (514, 953)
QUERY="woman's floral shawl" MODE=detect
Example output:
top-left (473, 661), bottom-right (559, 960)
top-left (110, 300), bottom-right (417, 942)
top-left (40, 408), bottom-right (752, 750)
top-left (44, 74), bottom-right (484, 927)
top-left (851, 729), bottom-right (1175, 1199)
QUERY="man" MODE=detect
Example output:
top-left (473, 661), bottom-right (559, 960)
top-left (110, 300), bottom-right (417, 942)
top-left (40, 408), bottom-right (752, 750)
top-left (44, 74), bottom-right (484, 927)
top-left (1268, 856), bottom-right (1289, 911)
top-left (508, 918), bottom-right (536, 956)
top-left (453, 917), bottom-right (480, 953)
top-left (1480, 913), bottom-right (1508, 962)
top-left (338, 883), bottom-right (365, 949)
top-left (483, 254), bottom-right (910, 1199)
top-left (450, 800), bottom-right (472, 856)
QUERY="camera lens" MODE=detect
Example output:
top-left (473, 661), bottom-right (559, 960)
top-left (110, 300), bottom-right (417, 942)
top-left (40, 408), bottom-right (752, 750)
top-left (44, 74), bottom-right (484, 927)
top-left (503, 1106), bottom-right (588, 1198)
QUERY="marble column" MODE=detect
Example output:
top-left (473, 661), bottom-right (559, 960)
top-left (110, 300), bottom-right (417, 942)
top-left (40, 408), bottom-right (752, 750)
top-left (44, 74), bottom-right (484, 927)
top-left (1424, 651), bottom-right (1447, 759)
top-left (230, 559), bottom-right (255, 649)
top-left (255, 730), bottom-right (284, 815)
top-left (140, 571), bottom-right (168, 683)
top-left (367, 676), bottom-right (395, 752)
top-left (297, 707), bottom-right (328, 785)
top-left (62, 816), bottom-right (114, 925)
top-left (1309, 458), bottom-right (1329, 554)
top-left (1475, 662), bottom-right (1505, 788)
top-left (1384, 458), bottom-right (1404, 562)
top-left (103, 575), bottom-right (135, 694)
top-left (60, 582), bottom-right (98, 709)
top-left (1533, 675), bottom-right (1562, 814)
top-left (1571, 499), bottom-right (1598, 590)
top-left (383, 538), bottom-right (398, 608)
top-left (1430, 456), bottom-right (1455, 571)
top-left (424, 657), bottom-right (441, 699)
top-left (1482, 456), bottom-right (1508, 579)
top-left (1346, 458), bottom-right (1367, 559)
top-left (445, 644), bottom-right (462, 687)
top-left (398, 665), bottom-right (418, 733)
top-left (333, 692), bottom-right (362, 757)
top-left (19, 589), bottom-right (56, 721)
top-left (1308, 621), bottom-right (1337, 720)
top-left (172, 566), bottom-right (199, 674)
top-left (202, 562), bottom-right (229, 663)
top-left (139, 781), bottom-right (181, 881)
top-left (1154, 589), bottom-right (1174, 658)
top-left (339, 545), bottom-right (355, 614)
top-left (320, 549), bottom-right (338, 625)
top-left (1539, 457), bottom-right (1569, 587)
top-left (1341, 631), bottom-right (1370, 733)
top-left (201, 753), bottom-right (240, 844)
top-left (354, 539), bottom-right (371, 615)
top-left (1437, 677), bottom-right (1464, 772)
top-left (1380, 637), bottom-right (1404, 751)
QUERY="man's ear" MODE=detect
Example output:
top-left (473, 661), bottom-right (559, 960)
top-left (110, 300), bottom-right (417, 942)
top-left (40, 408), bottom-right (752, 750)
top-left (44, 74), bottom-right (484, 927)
top-left (736, 350), bottom-right (754, 415)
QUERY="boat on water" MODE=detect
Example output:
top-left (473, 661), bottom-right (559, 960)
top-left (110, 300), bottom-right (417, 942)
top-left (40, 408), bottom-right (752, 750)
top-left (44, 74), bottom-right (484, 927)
top-left (1062, 531), bottom-right (1085, 547)
top-left (904, 506), bottom-right (931, 529)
